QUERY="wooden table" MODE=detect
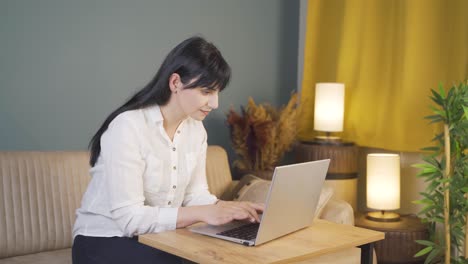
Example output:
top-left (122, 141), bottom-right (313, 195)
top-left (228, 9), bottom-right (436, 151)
top-left (139, 219), bottom-right (384, 264)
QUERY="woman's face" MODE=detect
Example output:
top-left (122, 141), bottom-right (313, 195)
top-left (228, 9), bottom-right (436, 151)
top-left (176, 87), bottom-right (219, 121)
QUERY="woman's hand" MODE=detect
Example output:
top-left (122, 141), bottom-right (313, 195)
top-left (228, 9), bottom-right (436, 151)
top-left (201, 200), bottom-right (265, 226)
top-left (176, 201), bottom-right (265, 228)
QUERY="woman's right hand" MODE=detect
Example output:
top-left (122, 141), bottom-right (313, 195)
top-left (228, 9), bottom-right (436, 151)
top-left (200, 201), bottom-right (265, 226)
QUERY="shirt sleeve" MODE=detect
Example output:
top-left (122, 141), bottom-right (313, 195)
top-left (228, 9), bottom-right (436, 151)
top-left (182, 128), bottom-right (218, 206)
top-left (101, 114), bottom-right (178, 236)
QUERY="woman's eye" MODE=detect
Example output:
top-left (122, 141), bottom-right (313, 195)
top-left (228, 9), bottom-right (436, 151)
top-left (201, 89), bottom-right (212, 95)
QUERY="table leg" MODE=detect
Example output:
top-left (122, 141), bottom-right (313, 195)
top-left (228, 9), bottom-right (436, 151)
top-left (359, 243), bottom-right (374, 264)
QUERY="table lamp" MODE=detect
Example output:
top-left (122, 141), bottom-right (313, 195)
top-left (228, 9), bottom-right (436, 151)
top-left (366, 153), bottom-right (401, 222)
top-left (295, 82), bottom-right (358, 210)
top-left (314, 83), bottom-right (345, 141)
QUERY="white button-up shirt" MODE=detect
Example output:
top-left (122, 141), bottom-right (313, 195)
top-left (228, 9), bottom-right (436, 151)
top-left (73, 105), bottom-right (218, 238)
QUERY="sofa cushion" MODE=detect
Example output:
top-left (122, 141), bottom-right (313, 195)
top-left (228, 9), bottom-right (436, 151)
top-left (231, 174), bottom-right (334, 218)
top-left (319, 199), bottom-right (355, 225)
top-left (0, 152), bottom-right (90, 258)
top-left (0, 248), bottom-right (71, 264)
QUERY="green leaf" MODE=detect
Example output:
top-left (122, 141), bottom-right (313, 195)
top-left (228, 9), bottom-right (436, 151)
top-left (414, 246), bottom-right (433, 257)
top-left (422, 155), bottom-right (440, 165)
top-left (438, 83), bottom-right (446, 99)
top-left (415, 240), bottom-right (436, 247)
top-left (425, 115), bottom-right (443, 124)
top-left (438, 178), bottom-right (451, 183)
top-left (413, 198), bottom-right (434, 205)
top-left (420, 192), bottom-right (436, 200)
top-left (424, 247), bottom-right (441, 264)
top-left (431, 133), bottom-right (444, 142)
top-left (433, 109), bottom-right (446, 118)
top-left (422, 167), bottom-right (438, 174)
top-left (413, 163), bottom-right (436, 169)
top-left (420, 205), bottom-right (436, 215)
top-left (417, 171), bottom-right (438, 178)
top-left (429, 118), bottom-right (444, 124)
top-left (431, 89), bottom-right (444, 105)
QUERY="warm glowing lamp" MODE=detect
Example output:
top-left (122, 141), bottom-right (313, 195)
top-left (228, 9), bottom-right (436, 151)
top-left (366, 153), bottom-right (401, 222)
top-left (314, 83), bottom-right (345, 140)
top-left (295, 82), bottom-right (358, 210)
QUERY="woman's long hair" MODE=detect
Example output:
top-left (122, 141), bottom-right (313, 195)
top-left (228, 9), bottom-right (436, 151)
top-left (89, 36), bottom-right (231, 166)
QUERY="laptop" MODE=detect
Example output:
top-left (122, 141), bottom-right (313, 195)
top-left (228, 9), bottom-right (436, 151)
top-left (189, 159), bottom-right (330, 246)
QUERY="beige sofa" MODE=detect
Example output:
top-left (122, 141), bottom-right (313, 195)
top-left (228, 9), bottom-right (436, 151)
top-left (0, 145), bottom-right (360, 264)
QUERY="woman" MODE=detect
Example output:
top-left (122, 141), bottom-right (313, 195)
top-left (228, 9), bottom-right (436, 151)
top-left (72, 36), bottom-right (264, 264)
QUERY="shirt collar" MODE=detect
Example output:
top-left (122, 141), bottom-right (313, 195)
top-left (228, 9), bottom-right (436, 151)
top-left (144, 105), bottom-right (164, 125)
top-left (143, 104), bottom-right (191, 132)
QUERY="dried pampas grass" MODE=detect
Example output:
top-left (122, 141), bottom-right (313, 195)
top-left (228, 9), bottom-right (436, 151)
top-left (227, 93), bottom-right (299, 171)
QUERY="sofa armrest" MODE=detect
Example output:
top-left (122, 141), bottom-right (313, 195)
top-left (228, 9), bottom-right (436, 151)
top-left (319, 198), bottom-right (355, 226)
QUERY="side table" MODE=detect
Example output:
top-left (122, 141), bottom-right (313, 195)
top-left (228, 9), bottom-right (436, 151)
top-left (355, 213), bottom-right (429, 264)
top-left (295, 140), bottom-right (358, 210)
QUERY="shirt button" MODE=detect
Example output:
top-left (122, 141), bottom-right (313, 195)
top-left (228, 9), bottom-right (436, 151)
top-left (168, 201), bottom-right (172, 205)
top-left (173, 166), bottom-right (177, 170)
top-left (172, 147), bottom-right (176, 151)
top-left (177, 130), bottom-right (181, 134)
top-left (172, 185), bottom-right (177, 189)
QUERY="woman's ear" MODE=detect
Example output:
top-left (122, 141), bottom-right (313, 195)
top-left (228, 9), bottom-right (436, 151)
top-left (169, 73), bottom-right (182, 93)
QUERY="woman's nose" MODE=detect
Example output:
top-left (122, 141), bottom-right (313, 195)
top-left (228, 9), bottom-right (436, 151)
top-left (208, 93), bottom-right (218, 109)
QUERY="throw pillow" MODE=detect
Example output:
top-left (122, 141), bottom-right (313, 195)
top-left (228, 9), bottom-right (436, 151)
top-left (220, 173), bottom-right (259, 201)
top-left (231, 174), bottom-right (334, 218)
top-left (314, 184), bottom-right (334, 219)
top-left (233, 174), bottom-right (271, 203)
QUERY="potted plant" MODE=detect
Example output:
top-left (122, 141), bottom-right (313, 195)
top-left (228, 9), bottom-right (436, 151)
top-left (413, 81), bottom-right (468, 264)
top-left (226, 93), bottom-right (299, 180)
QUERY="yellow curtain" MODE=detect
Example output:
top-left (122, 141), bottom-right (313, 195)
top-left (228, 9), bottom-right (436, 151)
top-left (299, 0), bottom-right (468, 152)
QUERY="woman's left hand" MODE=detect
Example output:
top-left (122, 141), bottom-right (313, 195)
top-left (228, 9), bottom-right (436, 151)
top-left (176, 200), bottom-right (265, 228)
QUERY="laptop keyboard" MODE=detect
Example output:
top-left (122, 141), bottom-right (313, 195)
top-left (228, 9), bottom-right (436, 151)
top-left (217, 223), bottom-right (260, 241)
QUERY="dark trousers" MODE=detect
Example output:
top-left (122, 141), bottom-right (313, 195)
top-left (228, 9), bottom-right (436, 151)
top-left (72, 235), bottom-right (185, 264)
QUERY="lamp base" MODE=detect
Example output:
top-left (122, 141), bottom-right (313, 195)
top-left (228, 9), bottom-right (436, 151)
top-left (314, 135), bottom-right (342, 142)
top-left (366, 211), bottom-right (400, 222)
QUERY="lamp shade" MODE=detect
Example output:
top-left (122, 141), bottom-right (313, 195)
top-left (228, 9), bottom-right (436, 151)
top-left (314, 83), bottom-right (345, 132)
top-left (366, 154), bottom-right (400, 210)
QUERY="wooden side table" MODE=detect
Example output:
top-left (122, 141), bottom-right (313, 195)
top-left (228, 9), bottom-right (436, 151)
top-left (295, 140), bottom-right (358, 210)
top-left (355, 213), bottom-right (429, 264)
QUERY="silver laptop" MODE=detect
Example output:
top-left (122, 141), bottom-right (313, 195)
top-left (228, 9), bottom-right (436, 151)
top-left (189, 159), bottom-right (330, 246)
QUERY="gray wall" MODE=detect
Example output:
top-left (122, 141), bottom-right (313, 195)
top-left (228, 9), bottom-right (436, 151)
top-left (0, 0), bottom-right (299, 165)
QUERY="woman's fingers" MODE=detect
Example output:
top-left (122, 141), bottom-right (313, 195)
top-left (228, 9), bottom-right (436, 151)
top-left (227, 201), bottom-right (264, 222)
top-left (238, 202), bottom-right (260, 222)
top-left (249, 202), bottom-right (265, 212)
top-left (237, 202), bottom-right (266, 222)
top-left (215, 201), bottom-right (266, 223)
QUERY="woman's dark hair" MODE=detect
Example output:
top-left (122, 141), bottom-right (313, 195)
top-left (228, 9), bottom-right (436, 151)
top-left (88, 36), bottom-right (231, 166)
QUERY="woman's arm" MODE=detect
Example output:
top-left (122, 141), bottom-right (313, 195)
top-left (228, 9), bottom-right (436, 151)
top-left (177, 201), bottom-right (265, 228)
